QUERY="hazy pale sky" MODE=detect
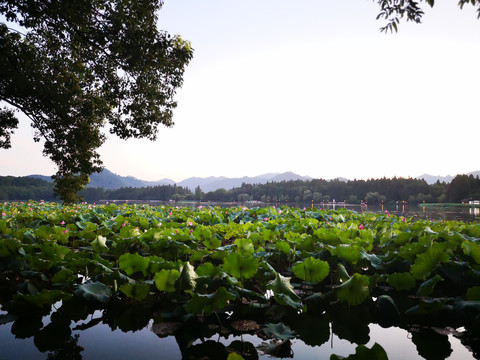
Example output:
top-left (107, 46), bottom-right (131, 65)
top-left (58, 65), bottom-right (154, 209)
top-left (2, 1), bottom-right (480, 182)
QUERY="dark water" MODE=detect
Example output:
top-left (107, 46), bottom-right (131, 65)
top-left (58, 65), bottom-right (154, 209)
top-left (0, 305), bottom-right (475, 360)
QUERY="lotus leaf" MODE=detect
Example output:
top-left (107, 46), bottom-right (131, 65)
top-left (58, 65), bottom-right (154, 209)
top-left (174, 262), bottom-right (198, 292)
top-left (410, 246), bottom-right (449, 280)
top-left (292, 257), bottom-right (329, 283)
top-left (262, 322), bottom-right (295, 340)
top-left (331, 244), bottom-right (362, 265)
top-left (462, 240), bottom-right (480, 264)
top-left (119, 253), bottom-right (150, 276)
top-left (227, 353), bottom-right (245, 360)
top-left (267, 272), bottom-right (300, 303)
top-left (119, 283), bottom-right (150, 301)
top-left (416, 275), bottom-right (443, 296)
top-left (387, 272), bottom-right (416, 292)
top-left (466, 286), bottom-right (480, 301)
top-left (234, 238), bottom-right (254, 255)
top-left (91, 235), bottom-right (108, 253)
top-left (185, 286), bottom-right (235, 314)
top-left (330, 343), bottom-right (388, 360)
top-left (224, 253), bottom-right (259, 280)
top-left (74, 281), bottom-right (111, 304)
top-left (336, 273), bottom-right (370, 306)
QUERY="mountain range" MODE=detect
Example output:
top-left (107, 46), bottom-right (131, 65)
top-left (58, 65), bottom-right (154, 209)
top-left (28, 169), bottom-right (480, 192)
top-left (29, 169), bottom-right (313, 192)
top-left (415, 171), bottom-right (480, 185)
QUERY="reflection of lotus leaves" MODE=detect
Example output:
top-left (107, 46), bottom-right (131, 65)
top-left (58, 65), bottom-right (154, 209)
top-left (288, 313), bottom-right (330, 347)
top-left (411, 327), bottom-right (452, 360)
top-left (227, 340), bottom-right (259, 360)
top-left (182, 340), bottom-right (227, 360)
top-left (230, 319), bottom-right (260, 332)
top-left (257, 339), bottom-right (293, 358)
top-left (331, 304), bottom-right (372, 345)
top-left (150, 321), bottom-right (183, 337)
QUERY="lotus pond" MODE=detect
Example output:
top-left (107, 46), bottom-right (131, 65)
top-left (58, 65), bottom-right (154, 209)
top-left (0, 202), bottom-right (479, 359)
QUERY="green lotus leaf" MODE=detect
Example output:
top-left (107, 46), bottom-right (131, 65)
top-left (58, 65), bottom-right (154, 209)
top-left (185, 286), bottom-right (235, 314)
top-left (119, 283), bottom-right (150, 301)
top-left (202, 237), bottom-right (221, 250)
top-left (292, 257), bottom-right (329, 283)
top-left (330, 343), bottom-right (388, 360)
top-left (462, 240), bottom-right (480, 264)
top-left (274, 241), bottom-right (291, 254)
top-left (466, 286), bottom-right (480, 301)
top-left (154, 269), bottom-right (180, 292)
top-left (410, 246), bottom-right (449, 280)
top-left (337, 263), bottom-right (351, 282)
top-left (174, 262), bottom-right (198, 292)
top-left (267, 272), bottom-right (302, 309)
top-left (262, 322), bottom-right (295, 340)
top-left (234, 238), bottom-right (254, 255)
top-left (119, 253), bottom-right (150, 276)
top-left (196, 262), bottom-right (216, 277)
top-left (387, 272), bottom-right (416, 292)
top-left (193, 226), bottom-right (213, 241)
top-left (227, 353), bottom-right (245, 360)
top-left (74, 281), bottom-right (112, 304)
top-left (224, 253), bottom-right (259, 280)
top-left (51, 267), bottom-right (75, 284)
top-left (16, 289), bottom-right (66, 308)
top-left (138, 217), bottom-right (149, 229)
top-left (331, 245), bottom-right (362, 265)
top-left (119, 225), bottom-right (142, 238)
top-left (336, 273), bottom-right (370, 306)
top-left (417, 275), bottom-right (443, 296)
top-left (91, 235), bottom-right (108, 253)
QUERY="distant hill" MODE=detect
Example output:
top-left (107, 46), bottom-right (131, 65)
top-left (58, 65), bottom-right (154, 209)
top-left (179, 172), bottom-right (313, 192)
top-left (416, 174), bottom-right (455, 185)
top-left (28, 169), bottom-right (175, 189)
top-left (29, 174), bottom-right (53, 182)
top-left (27, 169), bottom-right (480, 191)
top-left (27, 169), bottom-right (312, 191)
top-left (416, 171), bottom-right (480, 185)
top-left (88, 169), bottom-right (175, 189)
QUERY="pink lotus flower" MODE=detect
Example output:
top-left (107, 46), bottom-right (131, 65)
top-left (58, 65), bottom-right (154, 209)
top-left (190, 229), bottom-right (193, 234)
top-left (359, 224), bottom-right (364, 230)
top-left (122, 223), bottom-right (126, 227)
top-left (157, 222), bottom-right (162, 227)
top-left (63, 229), bottom-right (68, 234)
top-left (188, 221), bottom-right (193, 226)
top-left (60, 221), bottom-right (65, 225)
top-left (1, 212), bottom-right (6, 217)
top-left (264, 217), bottom-right (268, 221)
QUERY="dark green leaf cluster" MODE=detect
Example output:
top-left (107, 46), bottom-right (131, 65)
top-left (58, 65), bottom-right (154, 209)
top-left (0, 1), bottom-right (193, 202)
top-left (375, 0), bottom-right (480, 32)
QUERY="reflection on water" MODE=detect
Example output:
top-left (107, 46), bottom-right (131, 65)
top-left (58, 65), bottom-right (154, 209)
top-left (0, 301), bottom-right (477, 360)
top-left (308, 202), bottom-right (480, 222)
top-left (470, 207), bottom-right (480, 216)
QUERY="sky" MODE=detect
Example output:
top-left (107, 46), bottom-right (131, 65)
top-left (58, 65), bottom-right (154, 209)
top-left (1, 0), bottom-right (480, 182)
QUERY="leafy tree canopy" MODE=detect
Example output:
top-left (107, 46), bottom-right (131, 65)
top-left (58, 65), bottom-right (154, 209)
top-left (376, 0), bottom-right (480, 32)
top-left (0, 0), bottom-right (193, 202)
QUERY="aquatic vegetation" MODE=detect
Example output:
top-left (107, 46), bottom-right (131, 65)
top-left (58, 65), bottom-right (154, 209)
top-left (0, 202), bottom-right (479, 359)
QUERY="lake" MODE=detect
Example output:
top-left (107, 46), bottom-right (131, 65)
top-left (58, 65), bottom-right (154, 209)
top-left (0, 300), bottom-right (476, 359)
